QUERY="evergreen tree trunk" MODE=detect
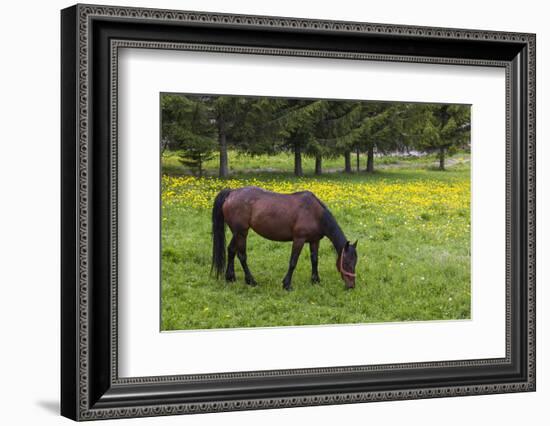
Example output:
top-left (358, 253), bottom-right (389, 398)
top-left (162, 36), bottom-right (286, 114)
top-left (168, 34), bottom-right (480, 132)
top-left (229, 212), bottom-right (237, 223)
top-left (218, 118), bottom-right (229, 178)
top-left (314, 154), bottom-right (322, 175)
top-left (344, 151), bottom-right (352, 173)
top-left (356, 148), bottom-right (360, 172)
top-left (294, 142), bottom-right (303, 177)
top-left (198, 156), bottom-right (203, 178)
top-left (366, 145), bottom-right (374, 173)
top-left (438, 146), bottom-right (445, 170)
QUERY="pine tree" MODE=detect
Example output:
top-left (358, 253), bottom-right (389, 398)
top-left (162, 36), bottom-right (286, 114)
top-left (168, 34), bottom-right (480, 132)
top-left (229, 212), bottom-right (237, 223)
top-left (412, 104), bottom-right (471, 170)
top-left (211, 96), bottom-right (252, 178)
top-left (314, 101), bottom-right (362, 174)
top-left (160, 94), bottom-right (216, 177)
top-left (277, 100), bottom-right (362, 176)
top-left (230, 97), bottom-right (289, 156)
top-left (349, 102), bottom-right (407, 173)
top-left (256, 99), bottom-right (327, 176)
top-left (177, 149), bottom-right (214, 177)
top-left (284, 100), bottom-right (327, 176)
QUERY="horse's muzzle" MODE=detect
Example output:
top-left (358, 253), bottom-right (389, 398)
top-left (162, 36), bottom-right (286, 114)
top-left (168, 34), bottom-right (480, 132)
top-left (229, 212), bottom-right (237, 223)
top-left (344, 280), bottom-right (355, 290)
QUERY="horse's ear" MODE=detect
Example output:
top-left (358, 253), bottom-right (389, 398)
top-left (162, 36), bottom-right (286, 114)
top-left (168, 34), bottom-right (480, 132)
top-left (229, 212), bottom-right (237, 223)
top-left (345, 241), bottom-right (350, 249)
top-left (352, 240), bottom-right (358, 248)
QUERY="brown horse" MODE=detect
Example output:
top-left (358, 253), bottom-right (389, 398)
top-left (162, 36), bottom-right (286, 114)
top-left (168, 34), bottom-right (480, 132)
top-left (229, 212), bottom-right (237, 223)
top-left (211, 186), bottom-right (357, 290)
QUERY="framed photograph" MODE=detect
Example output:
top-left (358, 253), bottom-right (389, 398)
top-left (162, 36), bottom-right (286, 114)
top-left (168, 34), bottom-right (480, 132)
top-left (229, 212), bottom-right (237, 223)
top-left (61, 4), bottom-right (536, 421)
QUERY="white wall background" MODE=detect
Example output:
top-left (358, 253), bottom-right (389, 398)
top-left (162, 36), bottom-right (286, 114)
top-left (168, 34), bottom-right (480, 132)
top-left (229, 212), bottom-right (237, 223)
top-left (0, 0), bottom-right (546, 424)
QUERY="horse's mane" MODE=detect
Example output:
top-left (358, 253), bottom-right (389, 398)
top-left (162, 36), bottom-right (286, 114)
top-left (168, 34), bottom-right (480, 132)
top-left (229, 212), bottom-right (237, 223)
top-left (311, 193), bottom-right (347, 252)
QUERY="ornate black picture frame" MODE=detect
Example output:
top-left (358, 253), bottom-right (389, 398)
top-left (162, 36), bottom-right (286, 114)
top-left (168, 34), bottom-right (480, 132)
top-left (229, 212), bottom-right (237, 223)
top-left (61, 3), bottom-right (536, 421)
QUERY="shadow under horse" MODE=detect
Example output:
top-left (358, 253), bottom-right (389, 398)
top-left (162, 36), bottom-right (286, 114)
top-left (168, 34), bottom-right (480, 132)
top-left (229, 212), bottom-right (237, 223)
top-left (211, 186), bottom-right (358, 290)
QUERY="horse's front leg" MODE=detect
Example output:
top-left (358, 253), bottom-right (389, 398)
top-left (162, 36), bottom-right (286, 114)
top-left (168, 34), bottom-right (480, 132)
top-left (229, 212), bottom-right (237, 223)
top-left (310, 240), bottom-right (320, 284)
top-left (235, 233), bottom-right (257, 286)
top-left (282, 238), bottom-right (305, 291)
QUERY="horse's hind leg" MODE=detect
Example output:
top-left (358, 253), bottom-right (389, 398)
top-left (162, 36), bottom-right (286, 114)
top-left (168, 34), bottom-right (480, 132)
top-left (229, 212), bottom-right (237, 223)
top-left (310, 240), bottom-right (320, 284)
top-left (282, 238), bottom-right (305, 291)
top-left (225, 236), bottom-right (237, 282)
top-left (235, 232), bottom-right (257, 286)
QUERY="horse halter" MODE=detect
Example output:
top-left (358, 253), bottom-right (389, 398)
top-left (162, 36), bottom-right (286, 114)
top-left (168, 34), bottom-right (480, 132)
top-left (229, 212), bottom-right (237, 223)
top-left (339, 247), bottom-right (356, 278)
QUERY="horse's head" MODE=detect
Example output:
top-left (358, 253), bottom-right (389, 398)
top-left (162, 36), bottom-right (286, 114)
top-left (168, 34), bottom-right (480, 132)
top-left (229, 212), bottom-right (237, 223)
top-left (339, 240), bottom-right (358, 289)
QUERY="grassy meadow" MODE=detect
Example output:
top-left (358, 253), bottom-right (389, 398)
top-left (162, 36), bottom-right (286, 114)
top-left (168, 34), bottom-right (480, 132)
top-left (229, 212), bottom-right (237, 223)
top-left (161, 151), bottom-right (471, 331)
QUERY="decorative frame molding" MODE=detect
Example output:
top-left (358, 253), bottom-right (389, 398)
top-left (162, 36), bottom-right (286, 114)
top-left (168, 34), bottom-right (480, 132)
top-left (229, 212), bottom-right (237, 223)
top-left (61, 3), bottom-right (535, 421)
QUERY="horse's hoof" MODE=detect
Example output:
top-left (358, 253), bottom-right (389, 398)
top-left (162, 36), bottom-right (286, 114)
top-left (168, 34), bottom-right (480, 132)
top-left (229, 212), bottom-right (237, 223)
top-left (283, 285), bottom-right (293, 291)
top-left (246, 279), bottom-right (257, 287)
top-left (225, 274), bottom-right (236, 282)
top-left (311, 277), bottom-right (321, 284)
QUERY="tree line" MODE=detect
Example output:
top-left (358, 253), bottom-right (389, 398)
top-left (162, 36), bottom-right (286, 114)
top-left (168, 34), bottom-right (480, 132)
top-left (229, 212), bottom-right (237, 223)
top-left (161, 94), bottom-right (470, 177)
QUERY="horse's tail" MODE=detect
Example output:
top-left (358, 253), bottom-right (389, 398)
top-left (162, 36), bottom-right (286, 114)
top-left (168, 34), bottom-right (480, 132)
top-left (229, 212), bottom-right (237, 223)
top-left (211, 188), bottom-right (232, 278)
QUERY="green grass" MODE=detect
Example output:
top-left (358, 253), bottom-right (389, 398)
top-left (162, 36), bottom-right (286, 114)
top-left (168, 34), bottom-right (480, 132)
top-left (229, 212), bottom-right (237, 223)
top-left (161, 149), bottom-right (471, 176)
top-left (161, 155), bottom-right (471, 331)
